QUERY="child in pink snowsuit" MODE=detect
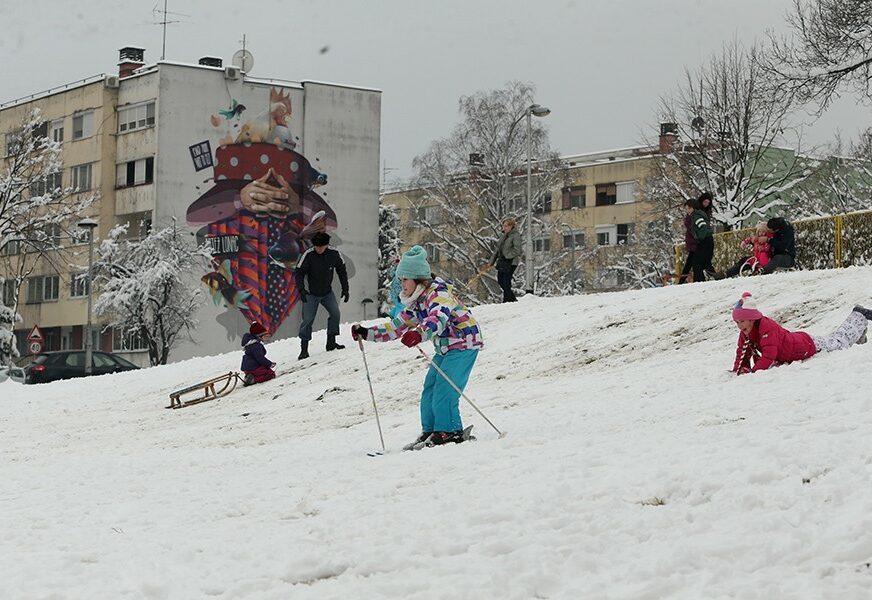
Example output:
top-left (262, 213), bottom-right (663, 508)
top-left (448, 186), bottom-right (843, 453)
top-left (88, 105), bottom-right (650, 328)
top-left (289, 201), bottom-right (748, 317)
top-left (740, 222), bottom-right (774, 272)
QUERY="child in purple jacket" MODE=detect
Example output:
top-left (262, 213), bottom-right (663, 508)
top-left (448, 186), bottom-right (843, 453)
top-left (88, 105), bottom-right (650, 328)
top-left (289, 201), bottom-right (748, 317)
top-left (241, 322), bottom-right (276, 386)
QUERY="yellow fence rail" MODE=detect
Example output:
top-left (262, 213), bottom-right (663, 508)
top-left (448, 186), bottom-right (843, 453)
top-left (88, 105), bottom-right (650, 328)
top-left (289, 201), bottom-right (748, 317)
top-left (674, 208), bottom-right (872, 274)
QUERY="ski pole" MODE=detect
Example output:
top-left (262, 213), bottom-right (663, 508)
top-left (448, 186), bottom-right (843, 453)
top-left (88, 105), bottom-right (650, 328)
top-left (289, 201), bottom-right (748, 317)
top-left (415, 346), bottom-right (506, 438)
top-left (358, 338), bottom-right (386, 452)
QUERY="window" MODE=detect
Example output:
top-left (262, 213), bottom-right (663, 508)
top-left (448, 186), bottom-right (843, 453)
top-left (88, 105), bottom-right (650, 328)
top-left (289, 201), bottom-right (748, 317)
top-left (535, 192), bottom-right (552, 214)
top-left (71, 164), bottom-right (92, 191)
top-left (562, 186), bottom-right (586, 209)
top-left (118, 102), bottom-right (156, 133)
top-left (30, 171), bottom-right (63, 198)
top-left (1, 239), bottom-right (20, 256)
top-left (412, 205), bottom-right (441, 225)
top-left (2, 280), bottom-right (15, 306)
top-left (113, 328), bottom-right (147, 352)
top-left (38, 223), bottom-right (63, 247)
top-left (26, 277), bottom-right (43, 304)
top-left (595, 224), bottom-right (617, 246)
top-left (595, 183), bottom-right (617, 206)
top-left (49, 118), bottom-right (65, 143)
top-left (70, 227), bottom-right (92, 245)
top-left (616, 181), bottom-right (636, 204)
top-left (506, 195), bottom-right (524, 213)
top-left (617, 223), bottom-right (635, 245)
top-left (116, 157), bottom-right (155, 187)
top-left (423, 243), bottom-right (441, 263)
top-left (72, 111), bottom-right (94, 140)
top-left (562, 232), bottom-right (585, 248)
top-left (70, 272), bottom-right (90, 298)
top-left (64, 352), bottom-right (85, 368)
top-left (43, 275), bottom-right (59, 301)
top-left (5, 132), bottom-right (22, 156)
top-left (533, 237), bottom-right (551, 252)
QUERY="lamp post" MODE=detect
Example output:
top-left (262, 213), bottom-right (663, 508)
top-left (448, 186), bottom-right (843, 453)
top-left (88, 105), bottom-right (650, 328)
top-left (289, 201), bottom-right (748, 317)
top-left (524, 103), bottom-right (551, 294)
top-left (77, 218), bottom-right (98, 375)
top-left (561, 224), bottom-right (581, 295)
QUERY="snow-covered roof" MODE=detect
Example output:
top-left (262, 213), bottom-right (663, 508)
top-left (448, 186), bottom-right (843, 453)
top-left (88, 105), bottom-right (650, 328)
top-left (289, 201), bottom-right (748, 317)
top-left (0, 74), bottom-right (106, 111)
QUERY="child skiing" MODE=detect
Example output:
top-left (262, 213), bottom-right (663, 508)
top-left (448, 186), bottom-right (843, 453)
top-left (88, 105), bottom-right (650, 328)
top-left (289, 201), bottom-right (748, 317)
top-left (351, 245), bottom-right (483, 448)
top-left (241, 322), bottom-right (277, 385)
top-left (731, 292), bottom-right (869, 375)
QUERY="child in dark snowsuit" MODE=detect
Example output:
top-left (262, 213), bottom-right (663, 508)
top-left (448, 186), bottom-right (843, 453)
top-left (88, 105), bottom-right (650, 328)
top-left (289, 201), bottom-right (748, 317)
top-left (351, 245), bottom-right (483, 448)
top-left (241, 322), bottom-right (276, 385)
top-left (731, 292), bottom-right (869, 375)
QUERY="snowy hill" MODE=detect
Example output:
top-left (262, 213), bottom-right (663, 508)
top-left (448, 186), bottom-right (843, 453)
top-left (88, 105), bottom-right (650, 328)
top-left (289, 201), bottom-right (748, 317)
top-left (2, 267), bottom-right (872, 599)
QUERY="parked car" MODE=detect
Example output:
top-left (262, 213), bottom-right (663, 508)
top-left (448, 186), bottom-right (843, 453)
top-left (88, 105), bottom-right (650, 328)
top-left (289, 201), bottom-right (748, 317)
top-left (24, 351), bottom-right (140, 384)
top-left (0, 365), bottom-right (26, 384)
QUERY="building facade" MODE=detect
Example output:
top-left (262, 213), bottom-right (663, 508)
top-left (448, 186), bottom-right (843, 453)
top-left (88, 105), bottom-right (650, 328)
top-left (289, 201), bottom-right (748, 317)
top-left (1, 48), bottom-right (381, 365)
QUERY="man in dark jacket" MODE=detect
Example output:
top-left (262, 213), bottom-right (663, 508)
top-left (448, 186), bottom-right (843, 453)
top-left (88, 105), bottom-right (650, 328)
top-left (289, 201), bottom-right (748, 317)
top-left (764, 217), bottom-right (795, 273)
top-left (294, 232), bottom-right (349, 359)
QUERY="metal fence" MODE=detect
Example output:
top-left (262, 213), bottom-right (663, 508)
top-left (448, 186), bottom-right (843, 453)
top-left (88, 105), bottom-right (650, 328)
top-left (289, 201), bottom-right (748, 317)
top-left (674, 209), bottom-right (872, 274)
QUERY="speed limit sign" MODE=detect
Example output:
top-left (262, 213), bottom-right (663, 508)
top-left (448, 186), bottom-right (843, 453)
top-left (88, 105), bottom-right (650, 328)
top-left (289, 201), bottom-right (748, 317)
top-left (29, 340), bottom-right (43, 355)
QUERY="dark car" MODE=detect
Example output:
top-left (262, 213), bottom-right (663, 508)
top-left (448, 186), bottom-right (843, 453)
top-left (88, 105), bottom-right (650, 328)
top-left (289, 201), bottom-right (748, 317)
top-left (24, 351), bottom-right (140, 384)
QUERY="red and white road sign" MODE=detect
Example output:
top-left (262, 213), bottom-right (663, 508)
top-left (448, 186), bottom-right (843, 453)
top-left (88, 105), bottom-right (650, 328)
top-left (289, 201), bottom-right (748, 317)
top-left (27, 325), bottom-right (44, 342)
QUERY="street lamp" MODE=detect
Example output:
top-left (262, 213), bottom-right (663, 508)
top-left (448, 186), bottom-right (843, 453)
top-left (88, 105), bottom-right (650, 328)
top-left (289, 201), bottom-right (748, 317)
top-left (77, 218), bottom-right (98, 375)
top-left (561, 223), bottom-right (581, 295)
top-left (524, 103), bottom-right (551, 294)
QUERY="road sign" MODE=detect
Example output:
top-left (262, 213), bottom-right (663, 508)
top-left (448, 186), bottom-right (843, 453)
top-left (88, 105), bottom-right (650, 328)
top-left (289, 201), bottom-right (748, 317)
top-left (28, 340), bottom-right (43, 355)
top-left (27, 325), bottom-right (44, 342)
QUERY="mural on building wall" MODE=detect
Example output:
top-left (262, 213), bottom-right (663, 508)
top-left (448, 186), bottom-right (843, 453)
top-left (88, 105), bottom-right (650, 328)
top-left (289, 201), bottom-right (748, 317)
top-left (187, 87), bottom-right (338, 335)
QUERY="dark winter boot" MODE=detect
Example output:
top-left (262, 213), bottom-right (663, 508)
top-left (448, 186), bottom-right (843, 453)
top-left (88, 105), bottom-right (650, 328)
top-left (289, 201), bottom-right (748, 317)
top-left (242, 373), bottom-right (255, 387)
top-left (402, 431), bottom-right (433, 451)
top-left (426, 431), bottom-right (464, 447)
top-left (853, 305), bottom-right (872, 320)
top-left (298, 340), bottom-right (309, 360)
top-left (325, 334), bottom-right (345, 351)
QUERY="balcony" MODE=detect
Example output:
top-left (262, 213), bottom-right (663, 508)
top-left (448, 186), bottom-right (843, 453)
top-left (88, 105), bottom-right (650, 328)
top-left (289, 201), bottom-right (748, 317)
top-left (115, 184), bottom-right (155, 215)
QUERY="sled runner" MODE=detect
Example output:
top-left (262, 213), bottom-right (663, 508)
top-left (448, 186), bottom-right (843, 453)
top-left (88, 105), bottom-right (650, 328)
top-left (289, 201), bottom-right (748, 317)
top-left (166, 372), bottom-right (241, 409)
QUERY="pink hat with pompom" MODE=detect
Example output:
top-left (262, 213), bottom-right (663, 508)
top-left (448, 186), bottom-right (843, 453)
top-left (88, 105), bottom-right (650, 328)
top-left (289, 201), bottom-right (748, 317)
top-left (732, 291), bottom-right (763, 321)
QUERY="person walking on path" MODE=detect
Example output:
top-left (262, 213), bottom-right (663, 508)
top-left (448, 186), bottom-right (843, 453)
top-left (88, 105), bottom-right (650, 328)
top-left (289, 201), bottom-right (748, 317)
top-left (679, 198), bottom-right (699, 283)
top-left (351, 245), bottom-right (484, 447)
top-left (241, 322), bottom-right (276, 385)
top-left (294, 231), bottom-right (349, 360)
top-left (490, 218), bottom-right (523, 302)
top-left (691, 193), bottom-right (716, 283)
top-left (730, 292), bottom-right (869, 375)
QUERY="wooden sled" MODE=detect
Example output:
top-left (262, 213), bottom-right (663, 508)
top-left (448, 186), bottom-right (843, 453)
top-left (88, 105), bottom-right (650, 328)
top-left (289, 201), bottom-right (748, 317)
top-left (166, 372), bottom-right (241, 409)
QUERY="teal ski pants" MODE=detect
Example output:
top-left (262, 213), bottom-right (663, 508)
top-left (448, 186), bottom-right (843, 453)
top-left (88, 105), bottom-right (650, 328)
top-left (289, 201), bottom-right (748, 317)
top-left (420, 349), bottom-right (479, 433)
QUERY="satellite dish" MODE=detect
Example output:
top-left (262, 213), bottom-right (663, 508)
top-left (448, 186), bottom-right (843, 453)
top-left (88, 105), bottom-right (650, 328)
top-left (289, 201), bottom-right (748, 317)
top-left (232, 49), bottom-right (254, 73)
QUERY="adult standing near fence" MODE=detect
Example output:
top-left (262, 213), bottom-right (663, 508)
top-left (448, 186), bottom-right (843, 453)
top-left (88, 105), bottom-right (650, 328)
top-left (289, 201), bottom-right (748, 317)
top-left (691, 193), bottom-right (716, 283)
top-left (679, 198), bottom-right (699, 283)
top-left (294, 231), bottom-right (349, 360)
top-left (764, 217), bottom-right (796, 273)
top-left (490, 218), bottom-right (522, 302)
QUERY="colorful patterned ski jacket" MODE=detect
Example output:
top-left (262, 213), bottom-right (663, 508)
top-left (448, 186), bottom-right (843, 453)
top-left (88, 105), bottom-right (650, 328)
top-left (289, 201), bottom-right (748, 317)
top-left (367, 277), bottom-right (483, 355)
top-left (733, 316), bottom-right (816, 373)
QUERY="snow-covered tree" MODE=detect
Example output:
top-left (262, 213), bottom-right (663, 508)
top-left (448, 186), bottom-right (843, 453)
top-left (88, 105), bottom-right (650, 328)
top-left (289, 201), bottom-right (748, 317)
top-left (767, 0), bottom-right (872, 111)
top-left (94, 221), bottom-right (205, 366)
top-left (0, 294), bottom-right (20, 365)
top-left (653, 41), bottom-right (814, 229)
top-left (411, 81), bottom-right (568, 301)
top-left (377, 200), bottom-right (401, 315)
top-left (0, 108), bottom-right (97, 314)
top-left (793, 131), bottom-right (872, 217)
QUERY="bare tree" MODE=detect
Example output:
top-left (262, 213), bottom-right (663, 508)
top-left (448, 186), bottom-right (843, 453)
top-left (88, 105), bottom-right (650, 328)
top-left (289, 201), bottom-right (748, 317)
top-left (793, 130), bottom-right (872, 217)
top-left (377, 200), bottom-right (401, 315)
top-left (653, 41), bottom-right (814, 229)
top-left (767, 0), bottom-right (872, 111)
top-left (411, 81), bottom-right (568, 302)
top-left (0, 300), bottom-right (20, 365)
top-left (0, 108), bottom-right (97, 358)
top-left (94, 221), bottom-right (205, 366)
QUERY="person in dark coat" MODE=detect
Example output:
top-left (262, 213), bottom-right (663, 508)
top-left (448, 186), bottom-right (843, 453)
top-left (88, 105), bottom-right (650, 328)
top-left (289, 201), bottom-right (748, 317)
top-left (731, 292), bottom-right (869, 375)
top-left (241, 322), bottom-right (276, 386)
top-left (690, 193), bottom-right (715, 283)
top-left (679, 198), bottom-right (699, 283)
top-left (294, 231), bottom-right (349, 360)
top-left (490, 218), bottom-right (522, 301)
top-left (720, 216), bottom-right (796, 278)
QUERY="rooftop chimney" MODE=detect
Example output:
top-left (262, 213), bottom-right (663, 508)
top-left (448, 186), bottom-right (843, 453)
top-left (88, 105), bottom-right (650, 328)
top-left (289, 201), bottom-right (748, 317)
top-left (659, 122), bottom-right (678, 154)
top-left (118, 46), bottom-right (146, 78)
top-left (198, 56), bottom-right (223, 68)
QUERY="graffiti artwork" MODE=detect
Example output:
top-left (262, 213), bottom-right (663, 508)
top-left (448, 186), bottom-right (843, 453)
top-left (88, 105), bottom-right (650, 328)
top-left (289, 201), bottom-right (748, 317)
top-left (187, 87), bottom-right (336, 334)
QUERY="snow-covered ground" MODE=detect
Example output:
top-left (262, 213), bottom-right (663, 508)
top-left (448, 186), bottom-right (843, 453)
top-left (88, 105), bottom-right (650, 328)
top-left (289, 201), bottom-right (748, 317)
top-left (2, 267), bottom-right (872, 599)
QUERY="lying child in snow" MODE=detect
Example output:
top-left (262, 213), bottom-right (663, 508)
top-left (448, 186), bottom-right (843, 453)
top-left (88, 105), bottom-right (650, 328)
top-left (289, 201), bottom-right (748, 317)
top-left (731, 291), bottom-right (870, 375)
top-left (241, 322), bottom-right (276, 386)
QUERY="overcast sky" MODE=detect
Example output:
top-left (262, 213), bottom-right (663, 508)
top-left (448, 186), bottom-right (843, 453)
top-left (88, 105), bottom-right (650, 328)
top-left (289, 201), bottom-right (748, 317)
top-left (2, 0), bottom-right (868, 184)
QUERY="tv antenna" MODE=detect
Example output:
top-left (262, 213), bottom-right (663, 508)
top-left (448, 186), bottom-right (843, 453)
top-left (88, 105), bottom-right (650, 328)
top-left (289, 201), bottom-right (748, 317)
top-left (232, 34), bottom-right (255, 73)
top-left (152, 1), bottom-right (190, 60)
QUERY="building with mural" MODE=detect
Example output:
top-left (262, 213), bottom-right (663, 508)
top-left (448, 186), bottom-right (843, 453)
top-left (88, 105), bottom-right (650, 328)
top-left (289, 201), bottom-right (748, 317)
top-left (1, 47), bottom-right (381, 365)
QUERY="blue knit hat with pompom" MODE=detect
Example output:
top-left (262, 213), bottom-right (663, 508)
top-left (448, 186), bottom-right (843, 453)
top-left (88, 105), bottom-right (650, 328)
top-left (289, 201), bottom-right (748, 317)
top-left (396, 245), bottom-right (431, 280)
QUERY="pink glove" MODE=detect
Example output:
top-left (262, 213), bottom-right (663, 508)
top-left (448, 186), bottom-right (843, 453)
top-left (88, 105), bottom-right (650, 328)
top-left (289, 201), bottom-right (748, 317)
top-left (401, 330), bottom-right (423, 348)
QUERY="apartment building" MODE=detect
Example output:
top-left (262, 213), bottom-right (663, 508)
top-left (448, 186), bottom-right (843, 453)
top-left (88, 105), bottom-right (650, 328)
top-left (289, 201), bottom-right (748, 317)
top-left (2, 48), bottom-right (381, 365)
